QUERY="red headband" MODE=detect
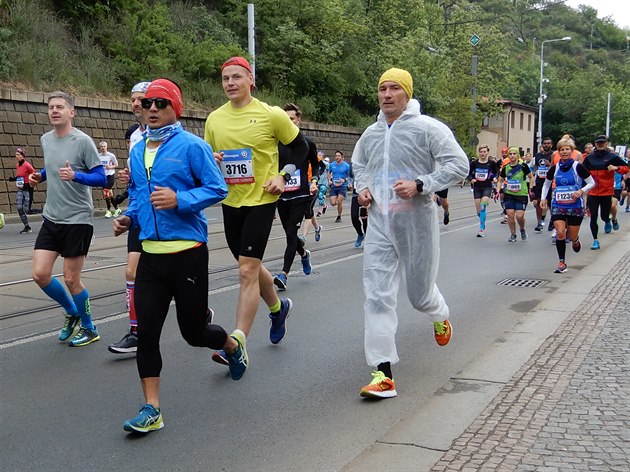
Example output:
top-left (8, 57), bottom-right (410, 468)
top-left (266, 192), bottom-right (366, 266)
top-left (221, 56), bottom-right (252, 73)
top-left (221, 57), bottom-right (255, 93)
top-left (145, 79), bottom-right (183, 118)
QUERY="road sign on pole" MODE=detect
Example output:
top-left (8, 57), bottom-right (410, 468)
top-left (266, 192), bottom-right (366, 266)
top-left (469, 34), bottom-right (481, 47)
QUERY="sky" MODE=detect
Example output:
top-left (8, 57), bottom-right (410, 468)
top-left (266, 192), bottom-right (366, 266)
top-left (564, 0), bottom-right (630, 30)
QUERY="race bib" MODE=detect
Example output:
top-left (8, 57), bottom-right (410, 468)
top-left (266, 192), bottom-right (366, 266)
top-left (537, 165), bottom-right (548, 179)
top-left (284, 169), bottom-right (301, 192)
top-left (554, 185), bottom-right (576, 204)
top-left (333, 178), bottom-right (344, 186)
top-left (16, 176), bottom-right (24, 189)
top-left (475, 169), bottom-right (489, 181)
top-left (506, 179), bottom-right (521, 192)
top-left (220, 149), bottom-right (255, 184)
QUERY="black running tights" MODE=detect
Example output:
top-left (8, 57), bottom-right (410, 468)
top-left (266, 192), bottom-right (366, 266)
top-left (351, 196), bottom-right (368, 237)
top-left (135, 244), bottom-right (227, 378)
top-left (277, 198), bottom-right (310, 274)
top-left (587, 195), bottom-right (612, 239)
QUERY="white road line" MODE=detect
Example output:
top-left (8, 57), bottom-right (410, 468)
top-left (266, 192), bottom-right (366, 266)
top-left (0, 212), bottom-right (531, 350)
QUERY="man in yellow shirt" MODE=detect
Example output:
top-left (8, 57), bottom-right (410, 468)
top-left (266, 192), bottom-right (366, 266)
top-left (205, 57), bottom-right (308, 372)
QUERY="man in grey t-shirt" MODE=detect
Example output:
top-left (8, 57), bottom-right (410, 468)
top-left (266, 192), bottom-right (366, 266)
top-left (29, 91), bottom-right (106, 347)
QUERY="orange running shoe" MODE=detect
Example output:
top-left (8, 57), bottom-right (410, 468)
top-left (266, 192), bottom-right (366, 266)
top-left (433, 319), bottom-right (452, 346)
top-left (360, 371), bottom-right (397, 399)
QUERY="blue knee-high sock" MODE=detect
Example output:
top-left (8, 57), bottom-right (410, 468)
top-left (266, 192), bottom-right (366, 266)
top-left (480, 203), bottom-right (487, 229)
top-left (42, 279), bottom-right (77, 316)
top-left (72, 289), bottom-right (94, 329)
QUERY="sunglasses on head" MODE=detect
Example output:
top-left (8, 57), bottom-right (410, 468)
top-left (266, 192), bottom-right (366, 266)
top-left (141, 98), bottom-right (171, 109)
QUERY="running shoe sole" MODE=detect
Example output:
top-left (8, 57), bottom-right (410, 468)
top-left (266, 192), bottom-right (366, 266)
top-left (360, 388), bottom-right (398, 399)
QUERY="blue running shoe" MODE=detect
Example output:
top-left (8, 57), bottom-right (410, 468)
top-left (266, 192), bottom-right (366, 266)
top-left (59, 315), bottom-right (80, 341)
top-left (612, 219), bottom-right (619, 231)
top-left (590, 240), bottom-right (600, 250)
top-left (604, 221), bottom-right (612, 233)
top-left (68, 326), bottom-right (100, 347)
top-left (314, 225), bottom-right (322, 242)
top-left (211, 349), bottom-right (229, 366)
top-left (226, 330), bottom-right (248, 380)
top-left (354, 234), bottom-right (365, 248)
top-left (123, 404), bottom-right (164, 433)
top-left (301, 250), bottom-right (312, 275)
top-left (269, 298), bottom-right (293, 344)
top-left (273, 273), bottom-right (288, 291)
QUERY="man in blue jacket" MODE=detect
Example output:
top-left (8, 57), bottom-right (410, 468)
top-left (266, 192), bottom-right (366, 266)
top-left (112, 79), bottom-right (246, 434)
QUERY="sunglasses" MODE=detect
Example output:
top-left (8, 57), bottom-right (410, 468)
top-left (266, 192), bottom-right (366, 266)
top-left (141, 98), bottom-right (171, 110)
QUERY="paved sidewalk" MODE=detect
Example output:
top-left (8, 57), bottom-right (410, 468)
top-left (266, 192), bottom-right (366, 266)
top-left (432, 254), bottom-right (630, 471)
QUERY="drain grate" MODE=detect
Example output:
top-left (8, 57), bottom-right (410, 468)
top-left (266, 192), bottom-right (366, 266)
top-left (497, 278), bottom-right (549, 288)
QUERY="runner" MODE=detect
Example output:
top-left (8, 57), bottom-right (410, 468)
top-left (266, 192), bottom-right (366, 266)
top-left (531, 137), bottom-right (554, 232)
top-left (108, 81), bottom-right (151, 355)
top-left (352, 68), bottom-right (468, 399)
top-left (98, 141), bottom-right (120, 217)
top-left (204, 57), bottom-right (308, 369)
top-left (273, 103), bottom-right (319, 291)
top-left (29, 91), bottom-right (106, 346)
top-left (349, 162), bottom-right (368, 248)
top-left (582, 135), bottom-right (628, 250)
top-left (328, 150), bottom-right (351, 223)
top-left (315, 152), bottom-right (329, 217)
top-left (303, 151), bottom-right (327, 242)
top-left (8, 147), bottom-right (35, 234)
top-left (498, 146), bottom-right (509, 224)
top-left (623, 149), bottom-right (630, 213)
top-left (539, 138), bottom-right (595, 273)
top-left (495, 146), bottom-right (534, 242)
top-left (468, 144), bottom-right (498, 237)
top-left (434, 188), bottom-right (450, 225)
top-left (112, 78), bottom-right (243, 434)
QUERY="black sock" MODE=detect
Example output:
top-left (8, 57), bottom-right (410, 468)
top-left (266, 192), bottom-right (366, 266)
top-left (556, 238), bottom-right (566, 261)
top-left (377, 362), bottom-right (392, 379)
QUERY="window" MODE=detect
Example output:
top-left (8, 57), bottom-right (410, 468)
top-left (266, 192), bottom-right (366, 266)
top-left (510, 111), bottom-right (515, 128)
top-left (519, 112), bottom-right (524, 130)
top-left (528, 115), bottom-right (532, 131)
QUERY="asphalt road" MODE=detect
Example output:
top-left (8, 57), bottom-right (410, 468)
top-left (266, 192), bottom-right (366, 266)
top-left (1, 186), bottom-right (624, 471)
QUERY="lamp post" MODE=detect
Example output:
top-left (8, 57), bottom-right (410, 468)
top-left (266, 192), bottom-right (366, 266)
top-left (537, 36), bottom-right (571, 151)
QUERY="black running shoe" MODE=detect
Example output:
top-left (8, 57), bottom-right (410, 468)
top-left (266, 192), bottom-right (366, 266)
top-left (108, 331), bottom-right (138, 354)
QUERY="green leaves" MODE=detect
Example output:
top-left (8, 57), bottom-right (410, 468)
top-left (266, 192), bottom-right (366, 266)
top-left (1, 0), bottom-right (628, 144)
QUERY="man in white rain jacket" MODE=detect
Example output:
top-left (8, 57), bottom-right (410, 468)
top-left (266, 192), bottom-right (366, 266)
top-left (352, 68), bottom-right (469, 399)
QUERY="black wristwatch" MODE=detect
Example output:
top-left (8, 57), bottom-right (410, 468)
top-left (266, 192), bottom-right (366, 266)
top-left (415, 178), bottom-right (424, 194)
top-left (280, 171), bottom-right (291, 182)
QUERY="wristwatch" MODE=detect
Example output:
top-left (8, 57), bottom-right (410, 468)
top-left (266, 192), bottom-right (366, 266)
top-left (280, 171), bottom-right (291, 182)
top-left (415, 178), bottom-right (424, 194)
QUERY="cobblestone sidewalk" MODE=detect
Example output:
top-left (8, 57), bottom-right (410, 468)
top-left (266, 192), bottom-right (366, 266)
top-left (432, 254), bottom-right (630, 471)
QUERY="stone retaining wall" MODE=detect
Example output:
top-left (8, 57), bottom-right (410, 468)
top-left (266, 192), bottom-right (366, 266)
top-left (0, 87), bottom-right (364, 214)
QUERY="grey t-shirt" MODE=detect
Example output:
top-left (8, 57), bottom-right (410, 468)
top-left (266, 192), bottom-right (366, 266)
top-left (41, 127), bottom-right (101, 225)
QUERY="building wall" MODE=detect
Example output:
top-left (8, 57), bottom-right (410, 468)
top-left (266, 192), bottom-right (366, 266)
top-left (479, 104), bottom-right (536, 159)
top-left (0, 87), bottom-right (364, 214)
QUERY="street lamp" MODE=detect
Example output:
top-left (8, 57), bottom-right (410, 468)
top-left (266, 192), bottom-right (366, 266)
top-left (537, 36), bottom-right (571, 151)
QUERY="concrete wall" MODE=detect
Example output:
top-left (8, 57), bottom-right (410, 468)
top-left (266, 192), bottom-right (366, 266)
top-left (0, 87), bottom-right (364, 214)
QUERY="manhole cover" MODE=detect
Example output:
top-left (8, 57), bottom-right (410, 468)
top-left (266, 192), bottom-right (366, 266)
top-left (497, 278), bottom-right (549, 288)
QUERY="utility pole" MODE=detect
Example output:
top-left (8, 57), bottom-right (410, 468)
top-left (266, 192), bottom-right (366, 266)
top-left (247, 4), bottom-right (256, 83)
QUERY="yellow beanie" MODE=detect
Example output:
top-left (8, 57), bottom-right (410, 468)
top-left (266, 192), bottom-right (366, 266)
top-left (508, 146), bottom-right (520, 156)
top-left (378, 68), bottom-right (413, 98)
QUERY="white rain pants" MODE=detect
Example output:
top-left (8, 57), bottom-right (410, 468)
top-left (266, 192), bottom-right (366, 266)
top-left (351, 99), bottom-right (469, 367)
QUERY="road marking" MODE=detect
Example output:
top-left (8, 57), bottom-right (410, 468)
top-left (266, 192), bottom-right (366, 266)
top-left (0, 254), bottom-right (367, 350)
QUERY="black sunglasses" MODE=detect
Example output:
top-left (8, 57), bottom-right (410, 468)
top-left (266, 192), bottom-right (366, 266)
top-left (141, 98), bottom-right (171, 109)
